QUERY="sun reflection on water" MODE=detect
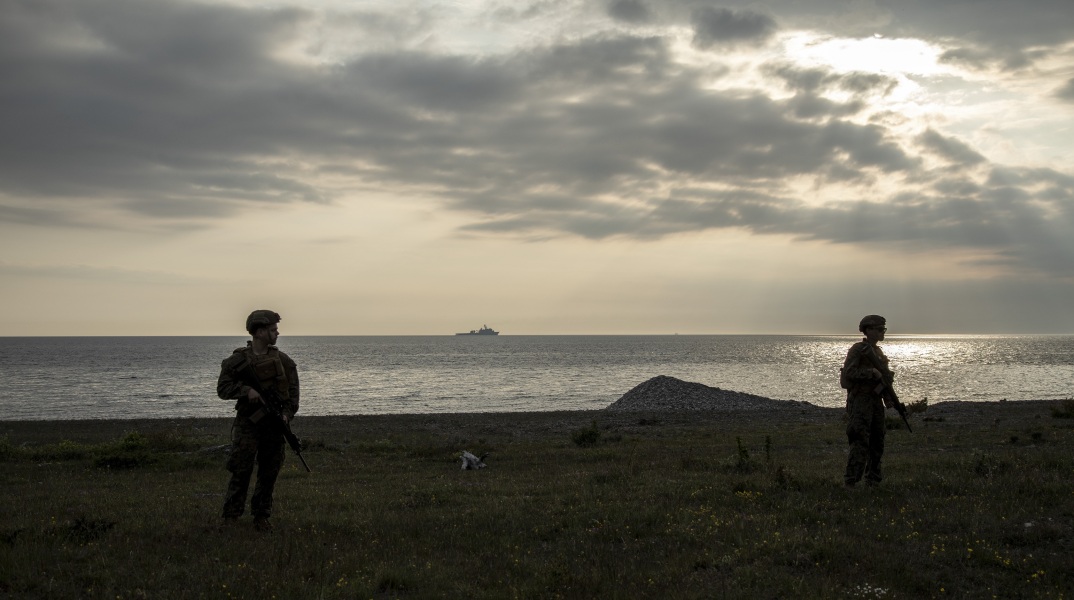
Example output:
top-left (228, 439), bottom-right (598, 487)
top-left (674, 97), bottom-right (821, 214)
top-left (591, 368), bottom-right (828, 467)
top-left (2, 335), bottom-right (1073, 419)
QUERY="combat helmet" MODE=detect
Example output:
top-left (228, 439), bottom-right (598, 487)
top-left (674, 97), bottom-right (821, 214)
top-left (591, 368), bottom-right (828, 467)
top-left (858, 314), bottom-right (886, 333)
top-left (246, 309), bottom-right (282, 335)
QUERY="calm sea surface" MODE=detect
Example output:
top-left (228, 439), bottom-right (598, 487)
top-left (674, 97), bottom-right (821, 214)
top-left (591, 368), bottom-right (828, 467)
top-left (1, 335), bottom-right (1072, 421)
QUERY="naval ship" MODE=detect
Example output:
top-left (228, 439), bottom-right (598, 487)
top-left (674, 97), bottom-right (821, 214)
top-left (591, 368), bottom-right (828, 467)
top-left (456, 324), bottom-right (499, 336)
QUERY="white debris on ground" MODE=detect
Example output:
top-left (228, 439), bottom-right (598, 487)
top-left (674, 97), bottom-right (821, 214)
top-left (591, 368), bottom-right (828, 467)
top-left (460, 451), bottom-right (487, 470)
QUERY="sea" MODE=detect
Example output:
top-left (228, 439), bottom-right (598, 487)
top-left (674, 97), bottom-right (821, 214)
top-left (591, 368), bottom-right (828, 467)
top-left (1, 335), bottom-right (1072, 421)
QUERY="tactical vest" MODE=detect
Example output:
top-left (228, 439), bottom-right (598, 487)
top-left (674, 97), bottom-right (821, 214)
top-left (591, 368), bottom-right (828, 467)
top-left (231, 347), bottom-right (291, 402)
top-left (841, 341), bottom-right (890, 394)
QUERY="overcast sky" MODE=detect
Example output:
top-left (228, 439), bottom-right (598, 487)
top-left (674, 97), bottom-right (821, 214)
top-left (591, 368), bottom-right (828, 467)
top-left (2, 0), bottom-right (1073, 335)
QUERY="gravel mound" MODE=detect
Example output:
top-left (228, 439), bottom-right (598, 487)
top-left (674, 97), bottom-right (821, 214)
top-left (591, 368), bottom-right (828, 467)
top-left (606, 375), bottom-right (816, 412)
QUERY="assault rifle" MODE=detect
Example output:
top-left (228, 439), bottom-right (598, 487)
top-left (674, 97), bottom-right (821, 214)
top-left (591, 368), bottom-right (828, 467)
top-left (875, 381), bottom-right (913, 433)
top-left (250, 388), bottom-right (312, 472)
top-left (860, 343), bottom-right (913, 433)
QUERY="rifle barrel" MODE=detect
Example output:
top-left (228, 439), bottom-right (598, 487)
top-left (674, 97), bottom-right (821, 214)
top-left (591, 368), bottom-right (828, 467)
top-left (296, 452), bottom-right (312, 472)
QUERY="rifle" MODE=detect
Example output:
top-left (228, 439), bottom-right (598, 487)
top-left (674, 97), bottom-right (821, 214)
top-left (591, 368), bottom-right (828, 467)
top-left (860, 344), bottom-right (913, 433)
top-left (250, 388), bottom-right (312, 472)
top-left (875, 381), bottom-right (913, 433)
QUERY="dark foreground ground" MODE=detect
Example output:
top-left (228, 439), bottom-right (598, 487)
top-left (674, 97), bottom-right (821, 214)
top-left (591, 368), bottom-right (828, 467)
top-left (0, 399), bottom-right (1071, 599)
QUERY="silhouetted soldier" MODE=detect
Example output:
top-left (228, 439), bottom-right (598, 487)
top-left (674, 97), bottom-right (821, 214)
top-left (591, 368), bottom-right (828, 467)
top-left (217, 310), bottom-right (300, 531)
top-left (841, 315), bottom-right (893, 487)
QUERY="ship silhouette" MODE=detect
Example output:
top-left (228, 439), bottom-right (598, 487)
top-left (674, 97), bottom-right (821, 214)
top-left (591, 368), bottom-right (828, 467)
top-left (456, 324), bottom-right (499, 336)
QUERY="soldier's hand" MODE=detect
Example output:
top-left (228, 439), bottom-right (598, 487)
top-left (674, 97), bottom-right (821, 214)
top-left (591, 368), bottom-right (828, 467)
top-left (246, 388), bottom-right (265, 404)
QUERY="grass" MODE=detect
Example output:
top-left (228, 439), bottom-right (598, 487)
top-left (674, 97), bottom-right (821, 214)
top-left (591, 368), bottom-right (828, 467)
top-left (0, 402), bottom-right (1071, 599)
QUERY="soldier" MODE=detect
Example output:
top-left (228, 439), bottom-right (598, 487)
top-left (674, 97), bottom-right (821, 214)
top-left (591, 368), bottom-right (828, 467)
top-left (217, 310), bottom-right (300, 531)
top-left (841, 314), bottom-right (893, 487)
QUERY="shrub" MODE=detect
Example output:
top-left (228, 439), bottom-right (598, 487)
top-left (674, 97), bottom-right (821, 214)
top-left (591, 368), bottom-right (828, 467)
top-left (734, 437), bottom-right (752, 473)
top-left (120, 432), bottom-right (150, 451)
top-left (907, 396), bottom-right (929, 415)
top-left (1050, 399), bottom-right (1074, 419)
top-left (66, 515), bottom-right (116, 544)
top-left (572, 421), bottom-right (601, 447)
top-left (972, 452), bottom-right (1010, 478)
top-left (0, 437), bottom-right (16, 462)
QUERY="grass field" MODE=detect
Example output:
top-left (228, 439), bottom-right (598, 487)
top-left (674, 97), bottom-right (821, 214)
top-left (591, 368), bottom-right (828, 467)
top-left (1, 400), bottom-right (1072, 599)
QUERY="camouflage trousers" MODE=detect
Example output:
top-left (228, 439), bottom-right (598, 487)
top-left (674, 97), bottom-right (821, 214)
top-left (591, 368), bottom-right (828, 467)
top-left (845, 393), bottom-right (886, 485)
top-left (222, 417), bottom-right (286, 519)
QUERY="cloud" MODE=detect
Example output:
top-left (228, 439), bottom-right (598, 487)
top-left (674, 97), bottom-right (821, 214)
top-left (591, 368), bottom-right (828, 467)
top-left (1056, 78), bottom-right (1074, 102)
top-left (660, 0), bottom-right (1074, 72)
top-left (1, 0), bottom-right (1073, 280)
top-left (607, 0), bottom-right (651, 24)
top-left (766, 64), bottom-right (897, 96)
top-left (0, 201), bottom-right (71, 227)
top-left (917, 130), bottom-right (986, 167)
top-left (0, 0), bottom-right (327, 226)
top-left (690, 7), bottom-right (777, 49)
top-left (837, 0), bottom-right (1074, 74)
top-left (889, 0), bottom-right (1074, 50)
top-left (763, 64), bottom-right (895, 120)
top-left (0, 260), bottom-right (213, 285)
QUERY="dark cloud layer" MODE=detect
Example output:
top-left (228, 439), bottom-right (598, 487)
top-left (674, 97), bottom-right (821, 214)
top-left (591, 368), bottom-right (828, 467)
top-left (1057, 78), bottom-right (1074, 102)
top-left (1, 0), bottom-right (1073, 277)
top-left (607, 0), bottom-right (651, 24)
top-left (691, 7), bottom-right (777, 48)
top-left (917, 130), bottom-right (986, 167)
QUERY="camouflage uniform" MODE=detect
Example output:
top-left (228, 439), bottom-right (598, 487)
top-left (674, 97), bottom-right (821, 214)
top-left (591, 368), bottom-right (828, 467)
top-left (842, 338), bottom-right (891, 486)
top-left (217, 342), bottom-right (299, 520)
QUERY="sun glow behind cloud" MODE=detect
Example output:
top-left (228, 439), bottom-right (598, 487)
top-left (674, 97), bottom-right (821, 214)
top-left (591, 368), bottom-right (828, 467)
top-left (778, 32), bottom-right (966, 118)
top-left (784, 34), bottom-right (952, 77)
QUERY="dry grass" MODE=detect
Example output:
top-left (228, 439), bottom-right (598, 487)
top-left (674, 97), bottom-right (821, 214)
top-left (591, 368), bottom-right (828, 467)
top-left (0, 400), bottom-right (1071, 598)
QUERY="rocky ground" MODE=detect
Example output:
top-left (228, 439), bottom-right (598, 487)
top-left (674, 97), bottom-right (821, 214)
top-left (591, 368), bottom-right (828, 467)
top-left (606, 374), bottom-right (820, 412)
top-left (604, 374), bottom-right (1067, 429)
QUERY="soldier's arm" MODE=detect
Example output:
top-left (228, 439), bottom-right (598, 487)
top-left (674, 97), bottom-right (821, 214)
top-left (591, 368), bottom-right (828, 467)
top-left (280, 352), bottom-right (300, 419)
top-left (217, 354), bottom-right (256, 401)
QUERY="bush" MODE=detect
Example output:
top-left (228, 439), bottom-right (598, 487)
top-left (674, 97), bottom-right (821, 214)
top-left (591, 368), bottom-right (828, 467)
top-left (0, 437), bottom-right (16, 462)
top-left (1051, 399), bottom-right (1074, 419)
top-left (972, 452), bottom-right (1010, 478)
top-left (734, 437), bottom-right (752, 473)
top-left (907, 396), bottom-right (929, 415)
top-left (572, 421), bottom-right (601, 447)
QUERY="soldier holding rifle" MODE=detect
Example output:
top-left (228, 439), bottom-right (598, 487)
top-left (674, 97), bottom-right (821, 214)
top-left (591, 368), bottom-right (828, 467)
top-left (840, 314), bottom-right (908, 488)
top-left (217, 310), bottom-right (300, 531)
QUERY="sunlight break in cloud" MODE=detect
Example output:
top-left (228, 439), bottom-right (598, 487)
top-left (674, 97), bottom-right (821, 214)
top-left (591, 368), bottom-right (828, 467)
top-left (785, 34), bottom-right (954, 77)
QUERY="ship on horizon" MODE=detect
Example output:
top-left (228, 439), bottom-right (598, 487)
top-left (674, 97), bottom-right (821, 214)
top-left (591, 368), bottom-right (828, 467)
top-left (456, 324), bottom-right (499, 336)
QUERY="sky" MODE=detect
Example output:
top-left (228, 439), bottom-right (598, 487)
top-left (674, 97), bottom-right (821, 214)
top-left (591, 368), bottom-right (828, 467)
top-left (2, 0), bottom-right (1073, 336)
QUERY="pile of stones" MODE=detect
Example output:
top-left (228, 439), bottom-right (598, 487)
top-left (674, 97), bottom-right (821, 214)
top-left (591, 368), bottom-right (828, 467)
top-left (606, 375), bottom-right (812, 412)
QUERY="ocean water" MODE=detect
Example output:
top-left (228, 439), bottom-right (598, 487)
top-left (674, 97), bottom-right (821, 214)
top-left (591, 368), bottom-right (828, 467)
top-left (1, 335), bottom-right (1072, 421)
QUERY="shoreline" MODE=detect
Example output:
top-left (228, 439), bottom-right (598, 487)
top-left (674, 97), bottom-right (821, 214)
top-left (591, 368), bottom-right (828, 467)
top-left (1, 399), bottom-right (1067, 445)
